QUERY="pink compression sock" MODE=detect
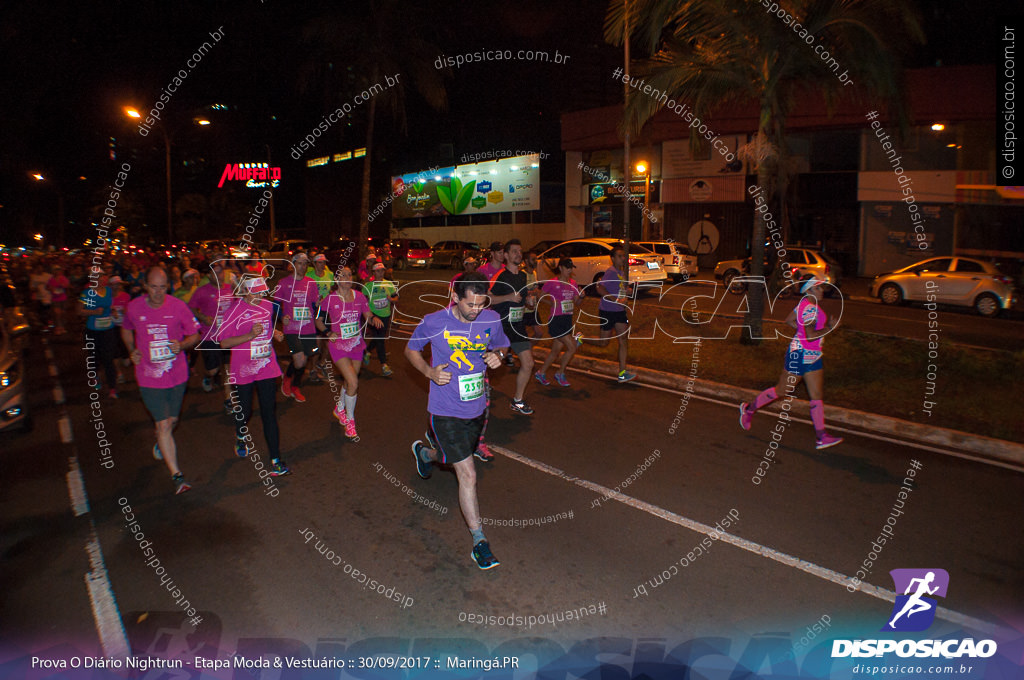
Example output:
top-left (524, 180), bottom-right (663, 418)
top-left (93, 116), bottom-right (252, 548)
top-left (750, 387), bottom-right (778, 412)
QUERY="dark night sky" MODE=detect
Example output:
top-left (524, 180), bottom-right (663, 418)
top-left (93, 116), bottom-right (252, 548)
top-left (0, 0), bottom-right (1003, 245)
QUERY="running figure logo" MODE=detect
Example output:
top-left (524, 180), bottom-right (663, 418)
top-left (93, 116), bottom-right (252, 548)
top-left (443, 329), bottom-right (490, 370)
top-left (883, 568), bottom-right (949, 632)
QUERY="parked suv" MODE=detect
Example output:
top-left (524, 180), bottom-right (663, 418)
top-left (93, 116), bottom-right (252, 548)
top-left (433, 240), bottom-right (482, 269)
top-left (266, 239), bottom-right (314, 262)
top-left (390, 238), bottom-right (433, 269)
top-left (635, 240), bottom-right (698, 282)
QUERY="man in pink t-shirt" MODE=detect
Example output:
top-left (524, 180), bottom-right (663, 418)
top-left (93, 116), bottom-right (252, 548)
top-left (121, 267), bottom-right (200, 495)
top-left (218, 276), bottom-right (291, 477)
top-left (190, 259), bottom-right (236, 411)
top-left (47, 265), bottom-right (71, 335)
top-left (274, 252), bottom-right (321, 402)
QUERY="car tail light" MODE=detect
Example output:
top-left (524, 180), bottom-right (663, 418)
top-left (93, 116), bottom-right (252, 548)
top-left (996, 275), bottom-right (1013, 286)
top-left (628, 257), bottom-right (643, 266)
top-left (673, 255), bottom-right (679, 265)
top-left (824, 263), bottom-right (830, 275)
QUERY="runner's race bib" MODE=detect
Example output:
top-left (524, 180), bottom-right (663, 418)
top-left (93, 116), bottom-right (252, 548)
top-left (560, 299), bottom-right (574, 314)
top-left (458, 372), bottom-right (485, 401)
top-left (339, 322), bottom-right (359, 339)
top-left (94, 316), bottom-right (114, 330)
top-left (293, 307), bottom-right (312, 321)
top-left (508, 306), bottom-right (524, 323)
top-left (250, 340), bottom-right (272, 360)
top-left (149, 340), bottom-right (174, 363)
top-left (373, 297), bottom-right (389, 310)
top-left (803, 349), bottom-right (823, 365)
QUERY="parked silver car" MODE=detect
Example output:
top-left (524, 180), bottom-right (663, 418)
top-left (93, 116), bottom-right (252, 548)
top-left (869, 256), bottom-right (1017, 317)
top-left (635, 240), bottom-right (698, 282)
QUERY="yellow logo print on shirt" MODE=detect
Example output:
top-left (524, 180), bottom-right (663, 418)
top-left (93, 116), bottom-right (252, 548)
top-left (443, 330), bottom-right (490, 370)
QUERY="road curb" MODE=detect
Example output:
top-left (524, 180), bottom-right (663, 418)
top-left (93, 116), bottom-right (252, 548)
top-left (531, 348), bottom-right (1024, 470)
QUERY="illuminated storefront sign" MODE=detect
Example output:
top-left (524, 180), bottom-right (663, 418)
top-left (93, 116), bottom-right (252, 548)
top-left (218, 162), bottom-right (281, 188)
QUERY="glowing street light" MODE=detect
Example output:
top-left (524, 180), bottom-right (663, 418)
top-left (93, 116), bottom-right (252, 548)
top-left (125, 107), bottom-right (141, 119)
top-left (635, 161), bottom-right (652, 239)
top-left (32, 173), bottom-right (44, 181)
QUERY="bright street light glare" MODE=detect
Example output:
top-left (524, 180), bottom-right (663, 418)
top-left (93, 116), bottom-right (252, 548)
top-left (32, 173), bottom-right (44, 181)
top-left (125, 107), bottom-right (141, 118)
top-left (635, 162), bottom-right (648, 174)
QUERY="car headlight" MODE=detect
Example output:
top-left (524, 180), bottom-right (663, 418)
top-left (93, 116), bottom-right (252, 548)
top-left (0, 363), bottom-right (17, 388)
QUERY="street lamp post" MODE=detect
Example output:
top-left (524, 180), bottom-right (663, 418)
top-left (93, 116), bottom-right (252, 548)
top-left (125, 107), bottom-right (205, 245)
top-left (31, 173), bottom-right (66, 248)
top-left (635, 161), bottom-right (651, 240)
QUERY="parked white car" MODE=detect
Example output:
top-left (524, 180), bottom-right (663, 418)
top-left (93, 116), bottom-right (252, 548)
top-left (635, 240), bottom-right (698, 282)
top-left (537, 238), bottom-right (667, 294)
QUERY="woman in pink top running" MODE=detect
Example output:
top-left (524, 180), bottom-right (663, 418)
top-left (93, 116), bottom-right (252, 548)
top-left (738, 277), bottom-right (843, 450)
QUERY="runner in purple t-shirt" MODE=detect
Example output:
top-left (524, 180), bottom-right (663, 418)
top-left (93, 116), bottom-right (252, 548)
top-left (274, 253), bottom-right (321, 403)
top-left (591, 245), bottom-right (637, 382)
top-left (120, 267), bottom-right (201, 495)
top-left (406, 272), bottom-right (510, 570)
top-left (218, 276), bottom-right (292, 476)
top-left (314, 266), bottom-right (382, 441)
top-left (534, 257), bottom-right (584, 387)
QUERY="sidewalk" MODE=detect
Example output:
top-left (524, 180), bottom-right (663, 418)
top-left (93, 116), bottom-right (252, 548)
top-left (531, 348), bottom-right (1024, 472)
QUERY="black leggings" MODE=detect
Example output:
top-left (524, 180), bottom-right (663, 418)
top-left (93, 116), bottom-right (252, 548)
top-left (233, 378), bottom-right (280, 461)
top-left (365, 314), bottom-right (391, 363)
top-left (85, 328), bottom-right (118, 389)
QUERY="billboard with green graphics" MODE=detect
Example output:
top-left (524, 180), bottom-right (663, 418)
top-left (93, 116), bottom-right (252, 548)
top-left (391, 154), bottom-right (540, 219)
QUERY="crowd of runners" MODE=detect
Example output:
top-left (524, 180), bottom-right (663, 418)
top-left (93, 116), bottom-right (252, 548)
top-left (10, 236), bottom-right (843, 570)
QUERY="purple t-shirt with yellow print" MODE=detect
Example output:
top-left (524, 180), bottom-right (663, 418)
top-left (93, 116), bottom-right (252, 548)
top-left (407, 307), bottom-right (510, 418)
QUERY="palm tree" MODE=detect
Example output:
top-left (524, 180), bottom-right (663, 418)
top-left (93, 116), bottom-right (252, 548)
top-left (605, 0), bottom-right (923, 341)
top-left (300, 1), bottom-right (449, 259)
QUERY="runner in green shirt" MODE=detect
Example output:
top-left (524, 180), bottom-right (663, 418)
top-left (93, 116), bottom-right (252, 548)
top-left (362, 261), bottom-right (399, 376)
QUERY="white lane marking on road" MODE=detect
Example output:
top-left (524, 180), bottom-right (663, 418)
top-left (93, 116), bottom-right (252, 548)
top-left (85, 534), bottom-right (131, 658)
top-left (59, 415), bottom-right (73, 442)
top-left (67, 456), bottom-right (90, 516)
top-left (489, 443), bottom-right (1005, 635)
top-left (45, 337), bottom-right (132, 658)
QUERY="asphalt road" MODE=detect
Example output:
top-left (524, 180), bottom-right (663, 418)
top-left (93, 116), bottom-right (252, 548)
top-left (3, 322), bottom-right (1022, 676)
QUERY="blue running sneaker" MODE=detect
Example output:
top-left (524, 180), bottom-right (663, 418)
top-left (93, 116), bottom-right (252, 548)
top-left (471, 540), bottom-right (500, 570)
top-left (234, 437), bottom-right (248, 458)
top-left (412, 440), bottom-right (432, 479)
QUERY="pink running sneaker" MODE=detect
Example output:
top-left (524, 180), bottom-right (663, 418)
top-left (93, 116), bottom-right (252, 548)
top-left (815, 432), bottom-right (843, 450)
top-left (344, 420), bottom-right (358, 440)
top-left (554, 373), bottom-right (570, 387)
top-left (334, 401), bottom-right (349, 425)
top-left (739, 402), bottom-right (753, 431)
top-left (473, 442), bottom-right (494, 462)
